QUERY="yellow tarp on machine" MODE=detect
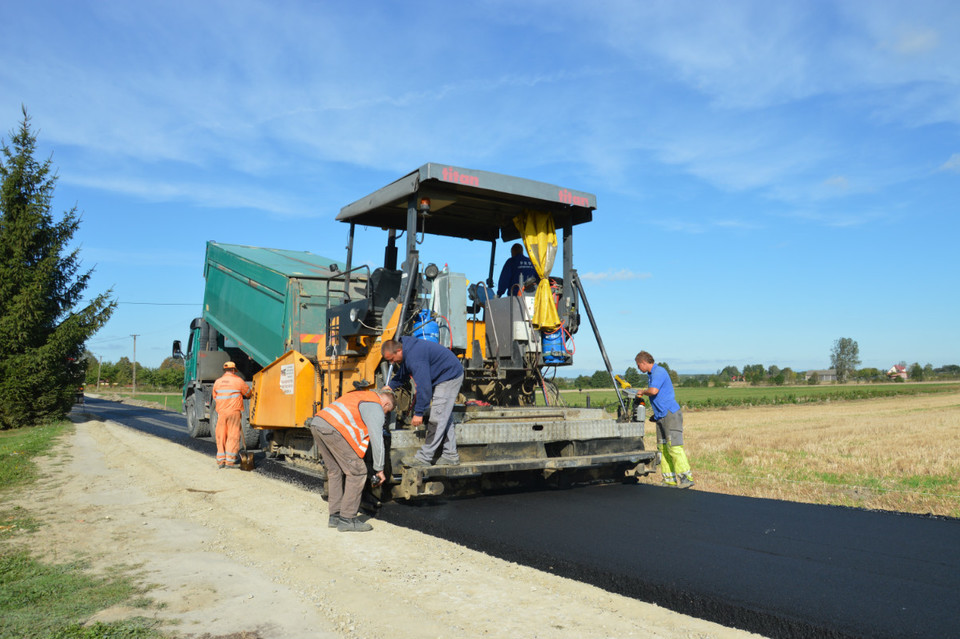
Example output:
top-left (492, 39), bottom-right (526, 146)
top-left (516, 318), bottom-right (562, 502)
top-left (514, 209), bottom-right (560, 332)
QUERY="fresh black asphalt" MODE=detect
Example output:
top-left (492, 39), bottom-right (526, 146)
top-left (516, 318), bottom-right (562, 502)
top-left (79, 397), bottom-right (960, 639)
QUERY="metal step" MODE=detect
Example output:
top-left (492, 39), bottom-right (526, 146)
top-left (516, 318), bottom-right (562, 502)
top-left (403, 449), bottom-right (656, 480)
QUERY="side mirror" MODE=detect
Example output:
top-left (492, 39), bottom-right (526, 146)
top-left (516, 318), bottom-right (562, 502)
top-left (172, 340), bottom-right (184, 359)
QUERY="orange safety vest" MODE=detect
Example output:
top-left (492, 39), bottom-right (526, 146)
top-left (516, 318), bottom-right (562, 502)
top-left (212, 372), bottom-right (251, 415)
top-left (315, 390), bottom-right (381, 458)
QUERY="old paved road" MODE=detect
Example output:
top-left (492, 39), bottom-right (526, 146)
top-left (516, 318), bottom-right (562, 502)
top-left (81, 397), bottom-right (960, 639)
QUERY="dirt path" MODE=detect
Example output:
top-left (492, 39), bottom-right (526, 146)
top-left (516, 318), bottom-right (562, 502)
top-left (7, 416), bottom-right (763, 639)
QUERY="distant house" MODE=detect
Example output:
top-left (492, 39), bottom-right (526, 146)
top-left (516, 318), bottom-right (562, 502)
top-left (886, 365), bottom-right (908, 380)
top-left (805, 369), bottom-right (837, 382)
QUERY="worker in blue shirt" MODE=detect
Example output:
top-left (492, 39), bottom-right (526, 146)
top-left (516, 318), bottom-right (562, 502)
top-left (381, 336), bottom-right (464, 466)
top-left (497, 243), bottom-right (538, 296)
top-left (635, 350), bottom-right (694, 489)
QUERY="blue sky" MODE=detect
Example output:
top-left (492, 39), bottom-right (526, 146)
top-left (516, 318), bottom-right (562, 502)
top-left (2, 0), bottom-right (958, 375)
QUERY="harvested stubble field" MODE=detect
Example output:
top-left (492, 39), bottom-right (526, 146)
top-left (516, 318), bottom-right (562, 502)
top-left (634, 390), bottom-right (960, 518)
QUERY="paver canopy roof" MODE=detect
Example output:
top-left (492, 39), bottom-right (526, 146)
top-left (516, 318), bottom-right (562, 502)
top-left (336, 163), bottom-right (596, 242)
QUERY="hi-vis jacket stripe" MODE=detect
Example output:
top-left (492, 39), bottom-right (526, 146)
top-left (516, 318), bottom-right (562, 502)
top-left (315, 390), bottom-right (379, 458)
top-left (212, 373), bottom-right (250, 414)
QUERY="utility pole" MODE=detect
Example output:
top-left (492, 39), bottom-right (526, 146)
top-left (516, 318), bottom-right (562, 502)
top-left (131, 334), bottom-right (140, 397)
top-left (96, 355), bottom-right (103, 390)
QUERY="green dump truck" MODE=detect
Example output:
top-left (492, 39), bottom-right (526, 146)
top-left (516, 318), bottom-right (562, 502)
top-left (172, 241), bottom-right (362, 448)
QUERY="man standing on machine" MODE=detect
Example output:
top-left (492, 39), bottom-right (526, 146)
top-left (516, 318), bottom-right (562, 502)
top-left (497, 243), bottom-right (538, 297)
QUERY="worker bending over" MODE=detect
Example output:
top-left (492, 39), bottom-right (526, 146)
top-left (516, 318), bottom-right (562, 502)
top-left (212, 361), bottom-right (252, 469)
top-left (308, 389), bottom-right (395, 532)
top-left (497, 243), bottom-right (538, 297)
top-left (382, 337), bottom-right (463, 466)
top-left (635, 351), bottom-right (694, 489)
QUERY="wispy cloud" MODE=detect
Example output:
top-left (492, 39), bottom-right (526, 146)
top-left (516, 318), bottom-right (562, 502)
top-left (655, 218), bottom-right (760, 234)
top-left (580, 269), bottom-right (651, 282)
top-left (883, 27), bottom-right (940, 55)
top-left (940, 154), bottom-right (960, 173)
top-left (779, 207), bottom-right (893, 229)
top-left (63, 174), bottom-right (320, 219)
top-left (82, 248), bottom-right (200, 268)
top-left (823, 176), bottom-right (850, 191)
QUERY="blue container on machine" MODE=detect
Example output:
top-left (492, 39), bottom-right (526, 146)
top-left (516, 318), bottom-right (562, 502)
top-left (412, 309), bottom-right (440, 343)
top-left (541, 328), bottom-right (566, 364)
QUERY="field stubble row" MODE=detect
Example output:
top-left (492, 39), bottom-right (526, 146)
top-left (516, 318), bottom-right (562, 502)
top-left (633, 391), bottom-right (960, 518)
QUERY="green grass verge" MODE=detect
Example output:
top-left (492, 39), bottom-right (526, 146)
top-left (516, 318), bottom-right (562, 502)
top-left (0, 422), bottom-right (65, 490)
top-left (131, 394), bottom-right (181, 411)
top-left (0, 550), bottom-right (161, 639)
top-left (0, 424), bottom-right (166, 639)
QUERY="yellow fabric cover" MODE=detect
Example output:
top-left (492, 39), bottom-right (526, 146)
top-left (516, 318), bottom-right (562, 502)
top-left (513, 210), bottom-right (560, 331)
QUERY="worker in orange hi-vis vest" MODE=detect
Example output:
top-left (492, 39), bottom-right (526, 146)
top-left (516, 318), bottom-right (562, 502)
top-left (212, 361), bottom-right (252, 469)
top-left (307, 389), bottom-right (395, 532)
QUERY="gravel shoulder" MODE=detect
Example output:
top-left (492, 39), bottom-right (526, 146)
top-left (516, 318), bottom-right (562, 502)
top-left (8, 416), bottom-right (763, 639)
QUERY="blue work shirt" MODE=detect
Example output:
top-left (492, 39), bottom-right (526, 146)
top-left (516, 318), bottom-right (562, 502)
top-left (648, 364), bottom-right (681, 420)
top-left (387, 336), bottom-right (463, 416)
top-left (497, 254), bottom-right (538, 296)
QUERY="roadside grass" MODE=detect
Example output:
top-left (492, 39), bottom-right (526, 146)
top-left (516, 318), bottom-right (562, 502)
top-left (646, 392), bottom-right (960, 518)
top-left (0, 551), bottom-right (159, 639)
top-left (130, 393), bottom-right (181, 411)
top-left (0, 421), bottom-right (64, 489)
top-left (0, 423), bottom-right (165, 639)
top-left (90, 391), bottom-right (182, 412)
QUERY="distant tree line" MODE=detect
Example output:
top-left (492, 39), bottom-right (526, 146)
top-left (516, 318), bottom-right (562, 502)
top-left (550, 337), bottom-right (959, 391)
top-left (82, 351), bottom-right (184, 390)
top-left (551, 361), bottom-right (960, 391)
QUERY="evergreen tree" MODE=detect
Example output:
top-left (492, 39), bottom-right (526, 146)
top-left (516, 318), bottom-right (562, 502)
top-left (0, 108), bottom-right (115, 428)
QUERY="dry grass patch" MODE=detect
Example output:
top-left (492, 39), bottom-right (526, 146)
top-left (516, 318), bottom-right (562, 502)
top-left (638, 392), bottom-right (960, 518)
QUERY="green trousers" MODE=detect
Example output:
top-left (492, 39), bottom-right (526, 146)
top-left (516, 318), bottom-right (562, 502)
top-left (657, 409), bottom-right (692, 484)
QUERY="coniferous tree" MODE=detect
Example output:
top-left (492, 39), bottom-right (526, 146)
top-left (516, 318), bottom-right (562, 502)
top-left (0, 107), bottom-right (115, 428)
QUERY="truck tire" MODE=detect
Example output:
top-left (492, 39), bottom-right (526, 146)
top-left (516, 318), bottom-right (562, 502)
top-left (185, 396), bottom-right (210, 438)
top-left (241, 418), bottom-right (260, 449)
top-left (240, 400), bottom-right (259, 449)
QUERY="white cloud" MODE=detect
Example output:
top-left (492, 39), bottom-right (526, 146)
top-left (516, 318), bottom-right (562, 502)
top-left (580, 269), bottom-right (651, 282)
top-left (940, 154), bottom-right (960, 173)
top-left (82, 248), bottom-right (199, 267)
top-left (62, 174), bottom-right (319, 219)
top-left (823, 176), bottom-right (850, 190)
top-left (885, 27), bottom-right (940, 55)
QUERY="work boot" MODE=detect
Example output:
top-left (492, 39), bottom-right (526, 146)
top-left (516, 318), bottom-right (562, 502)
top-left (437, 455), bottom-right (460, 466)
top-left (337, 517), bottom-right (373, 532)
top-left (328, 514), bottom-right (341, 528)
top-left (677, 476), bottom-right (695, 489)
top-left (405, 457), bottom-right (431, 468)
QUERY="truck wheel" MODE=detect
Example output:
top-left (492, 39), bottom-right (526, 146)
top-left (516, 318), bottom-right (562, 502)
top-left (242, 419), bottom-right (260, 450)
top-left (241, 400), bottom-right (259, 449)
top-left (185, 396), bottom-right (210, 438)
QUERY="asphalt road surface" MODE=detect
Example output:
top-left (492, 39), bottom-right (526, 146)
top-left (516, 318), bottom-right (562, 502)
top-left (79, 397), bottom-right (960, 639)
